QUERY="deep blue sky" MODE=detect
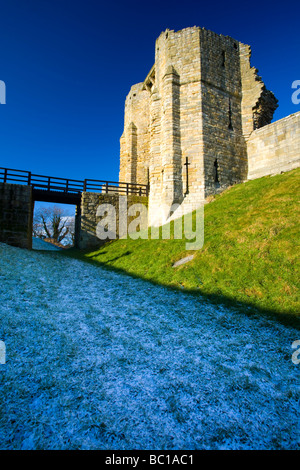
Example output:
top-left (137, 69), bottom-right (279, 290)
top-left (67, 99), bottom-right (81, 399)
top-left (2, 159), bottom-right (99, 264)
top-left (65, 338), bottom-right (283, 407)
top-left (1, 0), bottom-right (299, 185)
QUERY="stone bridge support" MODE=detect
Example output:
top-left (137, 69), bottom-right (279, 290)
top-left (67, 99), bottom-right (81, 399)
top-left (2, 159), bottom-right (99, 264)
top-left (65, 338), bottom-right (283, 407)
top-left (0, 183), bottom-right (33, 249)
top-left (79, 192), bottom-right (148, 250)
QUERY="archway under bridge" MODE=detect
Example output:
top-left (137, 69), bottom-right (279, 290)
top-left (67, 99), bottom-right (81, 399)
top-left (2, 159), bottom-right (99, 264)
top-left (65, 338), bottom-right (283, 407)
top-left (0, 167), bottom-right (149, 250)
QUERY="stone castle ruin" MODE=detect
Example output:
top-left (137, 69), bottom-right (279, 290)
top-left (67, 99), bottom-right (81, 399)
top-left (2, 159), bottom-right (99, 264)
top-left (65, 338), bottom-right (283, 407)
top-left (119, 26), bottom-right (300, 225)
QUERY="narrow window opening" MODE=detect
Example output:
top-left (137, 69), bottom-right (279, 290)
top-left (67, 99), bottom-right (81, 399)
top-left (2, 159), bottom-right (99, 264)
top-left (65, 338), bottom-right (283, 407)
top-left (146, 80), bottom-right (153, 92)
top-left (228, 98), bottom-right (233, 130)
top-left (221, 50), bottom-right (226, 67)
top-left (213, 159), bottom-right (219, 185)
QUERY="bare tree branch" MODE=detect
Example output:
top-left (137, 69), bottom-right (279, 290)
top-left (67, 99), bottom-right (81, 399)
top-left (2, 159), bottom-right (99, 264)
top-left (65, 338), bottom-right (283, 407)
top-left (33, 206), bottom-right (75, 246)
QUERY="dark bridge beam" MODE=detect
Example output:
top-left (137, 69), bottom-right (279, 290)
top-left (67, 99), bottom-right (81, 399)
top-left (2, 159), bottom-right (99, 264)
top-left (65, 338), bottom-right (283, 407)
top-left (32, 189), bottom-right (81, 205)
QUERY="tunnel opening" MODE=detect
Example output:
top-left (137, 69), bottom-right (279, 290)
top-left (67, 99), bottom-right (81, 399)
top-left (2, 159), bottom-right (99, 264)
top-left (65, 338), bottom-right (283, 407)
top-left (32, 201), bottom-right (79, 251)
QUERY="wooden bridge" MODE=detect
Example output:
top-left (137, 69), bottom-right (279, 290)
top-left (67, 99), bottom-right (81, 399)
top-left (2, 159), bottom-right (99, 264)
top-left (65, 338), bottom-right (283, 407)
top-left (0, 167), bottom-right (149, 205)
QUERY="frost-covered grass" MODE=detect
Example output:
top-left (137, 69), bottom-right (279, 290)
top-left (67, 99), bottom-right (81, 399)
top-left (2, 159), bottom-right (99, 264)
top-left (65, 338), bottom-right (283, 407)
top-left (0, 242), bottom-right (299, 450)
top-left (32, 237), bottom-right (62, 251)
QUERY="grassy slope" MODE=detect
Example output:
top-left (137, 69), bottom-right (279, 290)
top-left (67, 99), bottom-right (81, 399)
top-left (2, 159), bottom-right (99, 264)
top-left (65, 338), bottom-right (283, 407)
top-left (71, 168), bottom-right (300, 324)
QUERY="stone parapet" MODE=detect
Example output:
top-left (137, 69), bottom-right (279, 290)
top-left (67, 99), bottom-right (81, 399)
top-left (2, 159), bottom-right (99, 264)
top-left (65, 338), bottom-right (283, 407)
top-left (247, 112), bottom-right (300, 180)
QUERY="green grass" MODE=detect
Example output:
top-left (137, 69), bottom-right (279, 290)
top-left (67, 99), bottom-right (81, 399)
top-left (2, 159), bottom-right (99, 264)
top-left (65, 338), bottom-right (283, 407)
top-left (67, 168), bottom-right (300, 326)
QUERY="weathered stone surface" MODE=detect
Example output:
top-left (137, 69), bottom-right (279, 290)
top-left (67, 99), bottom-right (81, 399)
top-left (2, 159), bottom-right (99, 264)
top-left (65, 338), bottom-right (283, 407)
top-left (119, 83), bottom-right (150, 185)
top-left (239, 44), bottom-right (278, 138)
top-left (119, 26), bottom-right (288, 226)
top-left (79, 192), bottom-right (148, 250)
top-left (247, 111), bottom-right (300, 179)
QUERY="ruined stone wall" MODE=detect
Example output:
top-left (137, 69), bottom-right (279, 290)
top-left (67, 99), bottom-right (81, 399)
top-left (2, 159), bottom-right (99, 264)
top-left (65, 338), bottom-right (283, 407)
top-left (239, 44), bottom-right (278, 139)
top-left (0, 183), bottom-right (33, 249)
top-left (119, 26), bottom-right (280, 225)
top-left (119, 83), bottom-right (150, 185)
top-left (200, 29), bottom-right (248, 197)
top-left (247, 111), bottom-right (300, 180)
top-left (79, 192), bottom-right (148, 250)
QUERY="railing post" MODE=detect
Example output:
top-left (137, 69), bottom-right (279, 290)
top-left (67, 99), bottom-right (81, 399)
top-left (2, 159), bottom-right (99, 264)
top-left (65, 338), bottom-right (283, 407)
top-left (48, 177), bottom-right (51, 191)
top-left (66, 179), bottom-right (69, 193)
top-left (83, 179), bottom-right (87, 192)
top-left (4, 168), bottom-right (7, 183)
top-left (27, 172), bottom-right (31, 186)
top-left (139, 187), bottom-right (142, 196)
top-left (126, 183), bottom-right (129, 195)
top-left (105, 182), bottom-right (108, 194)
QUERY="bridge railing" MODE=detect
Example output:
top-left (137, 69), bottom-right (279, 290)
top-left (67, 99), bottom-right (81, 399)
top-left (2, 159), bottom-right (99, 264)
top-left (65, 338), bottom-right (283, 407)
top-left (31, 174), bottom-right (84, 194)
top-left (0, 167), bottom-right (30, 185)
top-left (84, 179), bottom-right (148, 196)
top-left (0, 167), bottom-right (149, 196)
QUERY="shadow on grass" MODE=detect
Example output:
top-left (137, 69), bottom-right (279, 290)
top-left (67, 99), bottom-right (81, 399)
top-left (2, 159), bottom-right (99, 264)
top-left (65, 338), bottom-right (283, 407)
top-left (50, 247), bottom-right (300, 332)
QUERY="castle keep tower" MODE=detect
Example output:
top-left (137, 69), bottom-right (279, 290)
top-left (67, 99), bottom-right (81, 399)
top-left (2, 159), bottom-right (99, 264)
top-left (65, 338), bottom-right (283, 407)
top-left (119, 27), bottom-right (278, 225)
